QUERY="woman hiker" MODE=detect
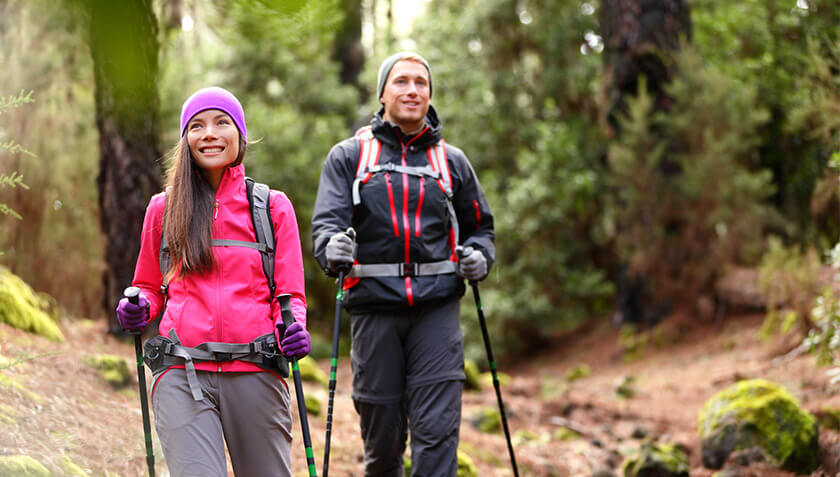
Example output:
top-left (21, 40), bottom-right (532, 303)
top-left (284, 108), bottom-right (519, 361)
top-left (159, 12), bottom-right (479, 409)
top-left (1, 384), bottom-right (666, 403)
top-left (115, 86), bottom-right (309, 477)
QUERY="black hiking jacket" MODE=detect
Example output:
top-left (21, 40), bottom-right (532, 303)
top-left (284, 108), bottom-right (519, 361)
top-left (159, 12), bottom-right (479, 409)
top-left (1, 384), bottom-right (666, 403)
top-left (312, 106), bottom-right (495, 312)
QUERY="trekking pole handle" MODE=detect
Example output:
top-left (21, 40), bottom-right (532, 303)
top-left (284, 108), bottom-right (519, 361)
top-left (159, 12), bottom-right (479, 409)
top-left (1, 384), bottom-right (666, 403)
top-left (277, 293), bottom-right (295, 339)
top-left (124, 286), bottom-right (141, 305)
top-left (336, 227), bottom-right (356, 275)
top-left (454, 246), bottom-right (477, 285)
top-left (123, 287), bottom-right (143, 336)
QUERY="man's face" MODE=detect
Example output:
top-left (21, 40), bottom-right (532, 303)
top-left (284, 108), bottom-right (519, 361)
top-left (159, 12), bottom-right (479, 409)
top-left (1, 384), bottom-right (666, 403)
top-left (380, 60), bottom-right (430, 134)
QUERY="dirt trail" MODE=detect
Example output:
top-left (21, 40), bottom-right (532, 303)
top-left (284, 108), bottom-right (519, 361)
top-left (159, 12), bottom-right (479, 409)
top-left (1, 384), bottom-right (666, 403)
top-left (0, 311), bottom-right (836, 476)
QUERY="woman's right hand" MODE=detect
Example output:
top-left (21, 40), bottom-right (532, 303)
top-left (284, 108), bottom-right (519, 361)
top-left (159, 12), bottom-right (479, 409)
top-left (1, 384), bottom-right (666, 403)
top-left (116, 295), bottom-right (150, 331)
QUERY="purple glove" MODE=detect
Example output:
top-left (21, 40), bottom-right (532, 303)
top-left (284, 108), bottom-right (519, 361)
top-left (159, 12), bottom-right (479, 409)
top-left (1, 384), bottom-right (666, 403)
top-left (116, 295), bottom-right (150, 331)
top-left (280, 321), bottom-right (311, 359)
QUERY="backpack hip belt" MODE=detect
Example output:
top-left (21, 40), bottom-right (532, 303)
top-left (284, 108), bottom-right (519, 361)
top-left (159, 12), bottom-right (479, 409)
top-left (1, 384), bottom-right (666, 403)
top-left (144, 329), bottom-right (289, 401)
top-left (347, 260), bottom-right (457, 278)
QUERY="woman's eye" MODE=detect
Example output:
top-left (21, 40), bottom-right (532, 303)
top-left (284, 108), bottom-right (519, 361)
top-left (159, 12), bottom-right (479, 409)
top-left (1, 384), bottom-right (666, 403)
top-left (218, 119), bottom-right (230, 125)
top-left (189, 123), bottom-right (201, 130)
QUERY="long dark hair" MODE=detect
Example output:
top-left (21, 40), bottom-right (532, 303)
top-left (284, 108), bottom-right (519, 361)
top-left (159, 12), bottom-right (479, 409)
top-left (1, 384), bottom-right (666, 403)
top-left (162, 134), bottom-right (247, 280)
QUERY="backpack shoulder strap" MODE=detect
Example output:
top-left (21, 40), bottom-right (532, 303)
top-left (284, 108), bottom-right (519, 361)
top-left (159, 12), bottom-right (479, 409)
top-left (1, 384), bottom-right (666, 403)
top-left (352, 126), bottom-right (383, 206)
top-left (245, 177), bottom-right (276, 301)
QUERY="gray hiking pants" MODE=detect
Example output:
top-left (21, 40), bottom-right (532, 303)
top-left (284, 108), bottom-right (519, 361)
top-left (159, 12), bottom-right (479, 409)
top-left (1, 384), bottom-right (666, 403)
top-left (350, 298), bottom-right (465, 477)
top-left (151, 369), bottom-right (293, 477)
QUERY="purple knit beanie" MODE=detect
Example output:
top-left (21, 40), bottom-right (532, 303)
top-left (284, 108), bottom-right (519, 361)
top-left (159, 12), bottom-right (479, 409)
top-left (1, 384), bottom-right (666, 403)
top-left (179, 87), bottom-right (247, 140)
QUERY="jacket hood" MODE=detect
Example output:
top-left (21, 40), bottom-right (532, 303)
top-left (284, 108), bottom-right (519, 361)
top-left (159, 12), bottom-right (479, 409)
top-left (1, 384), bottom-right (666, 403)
top-left (371, 104), bottom-right (442, 149)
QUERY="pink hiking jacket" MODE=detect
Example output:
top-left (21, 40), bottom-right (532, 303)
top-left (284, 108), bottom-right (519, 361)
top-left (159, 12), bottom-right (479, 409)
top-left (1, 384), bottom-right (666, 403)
top-left (132, 164), bottom-right (307, 373)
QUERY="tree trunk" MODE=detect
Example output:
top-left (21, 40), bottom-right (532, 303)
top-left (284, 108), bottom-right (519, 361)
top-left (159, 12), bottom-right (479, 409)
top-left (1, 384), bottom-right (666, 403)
top-left (601, 0), bottom-right (691, 132)
top-left (88, 0), bottom-right (162, 333)
top-left (333, 0), bottom-right (365, 99)
top-left (601, 0), bottom-right (691, 325)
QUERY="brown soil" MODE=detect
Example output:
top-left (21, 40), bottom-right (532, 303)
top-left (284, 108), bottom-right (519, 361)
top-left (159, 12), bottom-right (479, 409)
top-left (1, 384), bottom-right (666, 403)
top-left (0, 310), bottom-right (837, 476)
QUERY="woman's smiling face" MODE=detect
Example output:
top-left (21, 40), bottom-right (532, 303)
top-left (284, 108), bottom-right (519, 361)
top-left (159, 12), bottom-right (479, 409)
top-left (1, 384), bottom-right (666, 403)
top-left (186, 109), bottom-right (240, 181)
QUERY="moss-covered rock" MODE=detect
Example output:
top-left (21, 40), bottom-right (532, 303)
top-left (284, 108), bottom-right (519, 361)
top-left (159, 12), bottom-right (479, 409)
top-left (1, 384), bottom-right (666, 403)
top-left (305, 393), bottom-right (321, 417)
top-left (513, 429), bottom-right (549, 446)
top-left (83, 354), bottom-right (132, 388)
top-left (0, 267), bottom-right (64, 342)
top-left (59, 456), bottom-right (87, 477)
top-left (404, 449), bottom-right (477, 477)
top-left (464, 359), bottom-right (482, 391)
top-left (565, 363), bottom-right (591, 382)
top-left (298, 356), bottom-right (328, 388)
top-left (470, 406), bottom-right (501, 434)
top-left (0, 455), bottom-right (50, 477)
top-left (697, 379), bottom-right (819, 473)
top-left (814, 407), bottom-right (840, 431)
top-left (457, 449), bottom-right (478, 477)
top-left (621, 442), bottom-right (689, 477)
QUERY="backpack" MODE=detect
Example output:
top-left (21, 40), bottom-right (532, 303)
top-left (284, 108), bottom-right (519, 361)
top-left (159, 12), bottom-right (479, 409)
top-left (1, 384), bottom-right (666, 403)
top-left (159, 177), bottom-right (276, 300)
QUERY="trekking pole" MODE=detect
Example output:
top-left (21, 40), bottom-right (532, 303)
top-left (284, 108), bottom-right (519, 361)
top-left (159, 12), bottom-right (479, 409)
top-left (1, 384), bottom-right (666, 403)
top-left (456, 248), bottom-right (519, 477)
top-left (123, 286), bottom-right (155, 477)
top-left (323, 227), bottom-right (355, 477)
top-left (278, 293), bottom-right (318, 477)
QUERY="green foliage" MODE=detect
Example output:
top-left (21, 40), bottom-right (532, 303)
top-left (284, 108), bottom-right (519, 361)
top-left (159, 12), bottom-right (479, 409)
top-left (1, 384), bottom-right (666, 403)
top-left (0, 266), bottom-right (64, 342)
top-left (83, 354), bottom-right (132, 388)
top-left (59, 455), bottom-right (87, 477)
top-left (0, 90), bottom-right (35, 225)
top-left (621, 442), bottom-right (689, 477)
top-left (758, 236), bottom-right (823, 336)
top-left (564, 363), bottom-right (591, 382)
top-left (698, 379), bottom-right (819, 473)
top-left (615, 375), bottom-right (636, 400)
top-left (609, 48), bottom-right (774, 306)
top-left (802, 242), bottom-right (840, 381)
top-left (0, 455), bottom-right (50, 477)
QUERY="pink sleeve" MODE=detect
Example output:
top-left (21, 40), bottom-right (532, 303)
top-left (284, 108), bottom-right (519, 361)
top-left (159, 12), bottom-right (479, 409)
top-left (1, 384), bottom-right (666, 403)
top-left (132, 193), bottom-right (166, 321)
top-left (269, 191), bottom-right (308, 328)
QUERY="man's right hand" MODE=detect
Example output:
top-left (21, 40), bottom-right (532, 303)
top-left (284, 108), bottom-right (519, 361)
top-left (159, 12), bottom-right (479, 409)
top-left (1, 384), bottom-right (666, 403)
top-left (116, 295), bottom-right (150, 332)
top-left (326, 230), bottom-right (355, 273)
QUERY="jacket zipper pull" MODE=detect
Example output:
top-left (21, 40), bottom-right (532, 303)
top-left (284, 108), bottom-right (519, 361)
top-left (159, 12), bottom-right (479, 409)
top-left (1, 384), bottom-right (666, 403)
top-left (214, 200), bottom-right (219, 220)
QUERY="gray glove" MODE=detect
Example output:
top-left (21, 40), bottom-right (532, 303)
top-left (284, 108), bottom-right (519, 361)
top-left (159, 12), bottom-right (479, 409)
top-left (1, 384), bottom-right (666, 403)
top-left (326, 228), bottom-right (355, 273)
top-left (458, 246), bottom-right (487, 281)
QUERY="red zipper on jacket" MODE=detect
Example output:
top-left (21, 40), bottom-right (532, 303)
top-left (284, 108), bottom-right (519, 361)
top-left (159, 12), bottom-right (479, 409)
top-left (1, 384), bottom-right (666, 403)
top-left (397, 127), bottom-right (429, 307)
top-left (385, 173), bottom-right (399, 237)
top-left (415, 177), bottom-right (425, 237)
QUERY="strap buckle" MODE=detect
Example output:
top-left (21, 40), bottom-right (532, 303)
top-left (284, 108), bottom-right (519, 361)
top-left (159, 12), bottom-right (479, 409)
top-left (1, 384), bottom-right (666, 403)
top-left (215, 352), bottom-right (233, 362)
top-left (399, 262), bottom-right (418, 277)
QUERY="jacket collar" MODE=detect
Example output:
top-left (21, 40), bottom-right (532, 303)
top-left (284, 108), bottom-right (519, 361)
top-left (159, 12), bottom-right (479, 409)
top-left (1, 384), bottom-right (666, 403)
top-left (215, 163), bottom-right (246, 199)
top-left (370, 104), bottom-right (442, 150)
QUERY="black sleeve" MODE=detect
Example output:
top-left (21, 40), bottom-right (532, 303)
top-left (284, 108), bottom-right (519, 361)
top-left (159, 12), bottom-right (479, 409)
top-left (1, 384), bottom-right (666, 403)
top-left (311, 138), bottom-right (359, 276)
top-left (449, 144), bottom-right (496, 271)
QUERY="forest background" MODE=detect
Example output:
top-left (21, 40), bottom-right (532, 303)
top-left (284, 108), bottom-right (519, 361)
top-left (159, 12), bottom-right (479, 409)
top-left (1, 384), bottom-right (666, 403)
top-left (1, 0), bottom-right (839, 368)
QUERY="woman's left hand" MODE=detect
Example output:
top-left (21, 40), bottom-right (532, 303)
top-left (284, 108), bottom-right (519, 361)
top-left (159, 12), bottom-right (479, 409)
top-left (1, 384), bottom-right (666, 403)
top-left (280, 321), bottom-right (311, 359)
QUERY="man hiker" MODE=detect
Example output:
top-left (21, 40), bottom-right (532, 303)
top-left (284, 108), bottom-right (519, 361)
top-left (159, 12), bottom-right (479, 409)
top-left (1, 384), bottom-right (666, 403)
top-left (312, 52), bottom-right (495, 476)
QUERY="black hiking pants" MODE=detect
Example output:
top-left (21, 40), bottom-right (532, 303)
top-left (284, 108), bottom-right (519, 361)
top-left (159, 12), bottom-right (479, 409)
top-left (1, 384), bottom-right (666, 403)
top-left (350, 297), bottom-right (465, 477)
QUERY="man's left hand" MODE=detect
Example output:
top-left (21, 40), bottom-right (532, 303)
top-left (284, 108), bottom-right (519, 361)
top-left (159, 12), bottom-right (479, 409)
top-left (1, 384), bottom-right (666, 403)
top-left (459, 247), bottom-right (487, 281)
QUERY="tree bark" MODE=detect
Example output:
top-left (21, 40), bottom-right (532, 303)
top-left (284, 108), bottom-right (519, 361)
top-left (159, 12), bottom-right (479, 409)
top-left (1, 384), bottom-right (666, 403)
top-left (601, 0), bottom-right (691, 325)
top-left (88, 0), bottom-right (162, 333)
top-left (333, 0), bottom-right (365, 98)
top-left (601, 0), bottom-right (691, 132)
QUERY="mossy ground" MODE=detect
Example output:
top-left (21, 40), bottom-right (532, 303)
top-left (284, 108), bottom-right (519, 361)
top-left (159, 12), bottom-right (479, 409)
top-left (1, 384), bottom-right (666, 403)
top-left (0, 267), bottom-right (63, 342)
